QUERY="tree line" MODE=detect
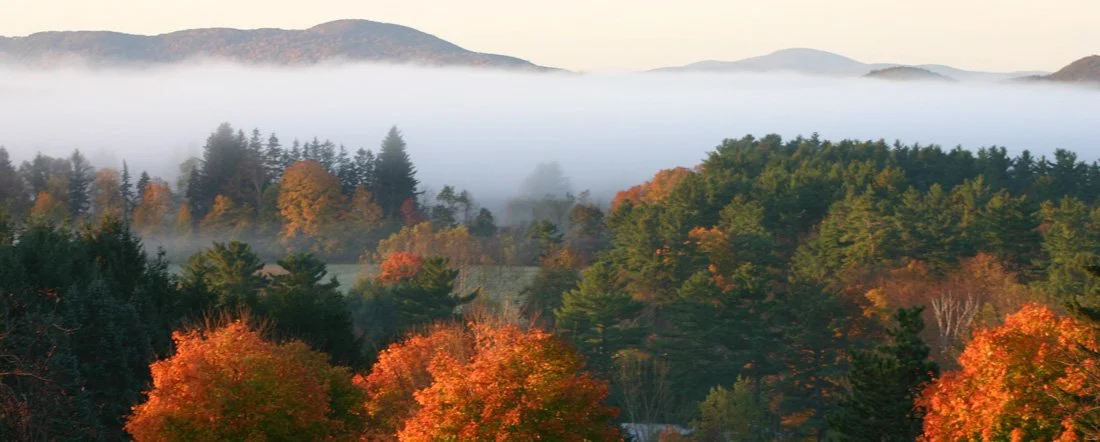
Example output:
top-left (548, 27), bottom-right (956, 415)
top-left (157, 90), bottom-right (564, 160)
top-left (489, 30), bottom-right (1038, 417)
top-left (3, 130), bottom-right (1100, 440)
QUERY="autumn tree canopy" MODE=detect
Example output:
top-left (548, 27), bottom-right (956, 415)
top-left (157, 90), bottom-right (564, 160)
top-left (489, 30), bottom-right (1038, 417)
top-left (125, 321), bottom-right (367, 441)
top-left (919, 304), bottom-right (1099, 441)
top-left (359, 322), bottom-right (621, 441)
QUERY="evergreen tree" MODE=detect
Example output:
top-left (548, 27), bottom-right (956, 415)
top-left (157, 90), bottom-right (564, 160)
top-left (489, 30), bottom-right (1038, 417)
top-left (829, 307), bottom-right (939, 441)
top-left (135, 171), bottom-right (151, 205)
top-left (264, 253), bottom-right (360, 365)
top-left (373, 126), bottom-right (419, 217)
top-left (336, 144), bottom-right (357, 195)
top-left (469, 208), bottom-right (498, 237)
top-left (264, 133), bottom-right (285, 183)
top-left (0, 147), bottom-right (29, 216)
top-left (68, 149), bottom-right (94, 220)
top-left (555, 261), bottom-right (646, 376)
top-left (181, 241), bottom-right (267, 309)
top-left (120, 161), bottom-right (134, 220)
top-left (353, 148), bottom-right (376, 192)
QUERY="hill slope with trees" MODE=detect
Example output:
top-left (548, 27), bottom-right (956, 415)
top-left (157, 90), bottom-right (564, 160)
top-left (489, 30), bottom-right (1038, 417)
top-left (0, 19), bottom-right (553, 70)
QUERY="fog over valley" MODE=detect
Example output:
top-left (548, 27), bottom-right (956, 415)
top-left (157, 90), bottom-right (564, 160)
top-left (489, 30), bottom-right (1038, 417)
top-left (2, 63), bottom-right (1099, 207)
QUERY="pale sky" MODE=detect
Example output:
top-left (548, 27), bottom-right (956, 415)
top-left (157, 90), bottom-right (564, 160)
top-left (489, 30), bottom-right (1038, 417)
top-left (0, 0), bottom-right (1095, 72)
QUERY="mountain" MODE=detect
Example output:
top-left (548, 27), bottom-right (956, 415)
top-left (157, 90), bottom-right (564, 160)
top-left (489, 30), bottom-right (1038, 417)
top-left (0, 19), bottom-right (554, 70)
top-left (653, 48), bottom-right (1047, 82)
top-left (864, 66), bottom-right (954, 82)
top-left (1046, 55), bottom-right (1100, 83)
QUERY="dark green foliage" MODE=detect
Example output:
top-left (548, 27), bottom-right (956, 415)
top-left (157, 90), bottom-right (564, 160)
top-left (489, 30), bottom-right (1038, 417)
top-left (135, 171), bottom-right (151, 205)
top-left (0, 147), bottom-right (30, 217)
top-left (346, 257), bottom-right (475, 363)
top-left (469, 208), bottom-right (498, 237)
top-left (519, 266), bottom-right (580, 325)
top-left (373, 126), bottom-right (419, 217)
top-left (264, 253), bottom-right (360, 366)
top-left (0, 220), bottom-right (200, 440)
top-left (181, 240), bottom-right (267, 309)
top-left (120, 161), bottom-right (134, 218)
top-left (555, 261), bottom-right (646, 376)
top-left (829, 307), bottom-right (939, 441)
top-left (391, 257), bottom-right (477, 326)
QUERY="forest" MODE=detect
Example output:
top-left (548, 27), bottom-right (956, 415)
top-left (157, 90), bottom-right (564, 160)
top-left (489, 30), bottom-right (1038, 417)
top-left (2, 125), bottom-right (1100, 441)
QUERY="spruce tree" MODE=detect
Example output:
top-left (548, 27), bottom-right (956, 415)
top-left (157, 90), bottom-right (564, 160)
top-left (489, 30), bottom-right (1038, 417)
top-left (555, 261), bottom-right (646, 376)
top-left (829, 307), bottom-right (939, 441)
top-left (0, 147), bottom-right (29, 216)
top-left (353, 148), bottom-right (376, 192)
top-left (373, 126), bottom-right (419, 217)
top-left (264, 133), bottom-right (284, 183)
top-left (120, 161), bottom-right (134, 220)
top-left (68, 149), bottom-right (94, 220)
top-left (135, 171), bottom-right (151, 205)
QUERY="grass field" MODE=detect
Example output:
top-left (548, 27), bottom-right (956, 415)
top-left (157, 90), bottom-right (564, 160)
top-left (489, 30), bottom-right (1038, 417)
top-left (168, 263), bottom-right (540, 305)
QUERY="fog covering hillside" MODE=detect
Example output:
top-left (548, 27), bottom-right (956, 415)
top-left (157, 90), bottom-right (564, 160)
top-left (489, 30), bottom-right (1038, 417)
top-left (2, 63), bottom-right (1098, 210)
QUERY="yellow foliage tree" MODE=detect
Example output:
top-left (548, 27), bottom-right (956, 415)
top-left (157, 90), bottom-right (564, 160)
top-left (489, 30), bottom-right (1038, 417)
top-left (376, 222), bottom-right (485, 269)
top-left (200, 194), bottom-right (250, 234)
top-left (133, 181), bottom-right (174, 236)
top-left (92, 168), bottom-right (124, 220)
top-left (29, 191), bottom-right (67, 223)
top-left (278, 160), bottom-right (346, 251)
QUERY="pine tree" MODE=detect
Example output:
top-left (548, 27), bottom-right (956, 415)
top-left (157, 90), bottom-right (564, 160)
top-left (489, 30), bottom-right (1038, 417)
top-left (829, 307), bottom-right (939, 441)
top-left (264, 133), bottom-right (285, 183)
top-left (555, 261), bottom-right (646, 376)
top-left (135, 171), bottom-right (151, 205)
top-left (374, 126), bottom-right (419, 217)
top-left (336, 145), bottom-right (358, 195)
top-left (0, 147), bottom-right (29, 216)
top-left (264, 253), bottom-right (360, 365)
top-left (120, 161), bottom-right (134, 220)
top-left (68, 149), bottom-right (94, 220)
top-left (353, 148), bottom-right (376, 192)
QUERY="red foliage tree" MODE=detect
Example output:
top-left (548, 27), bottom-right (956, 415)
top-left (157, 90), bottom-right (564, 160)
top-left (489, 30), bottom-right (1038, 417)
top-left (919, 304), bottom-right (1099, 441)
top-left (378, 252), bottom-right (425, 285)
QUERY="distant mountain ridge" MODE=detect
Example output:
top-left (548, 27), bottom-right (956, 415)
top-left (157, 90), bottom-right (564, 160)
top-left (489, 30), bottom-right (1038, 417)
top-left (864, 66), bottom-right (955, 82)
top-left (0, 19), bottom-right (554, 70)
top-left (653, 48), bottom-right (1048, 82)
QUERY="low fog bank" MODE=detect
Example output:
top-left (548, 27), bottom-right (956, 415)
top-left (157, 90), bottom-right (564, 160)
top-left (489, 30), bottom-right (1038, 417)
top-left (1, 63), bottom-right (1098, 205)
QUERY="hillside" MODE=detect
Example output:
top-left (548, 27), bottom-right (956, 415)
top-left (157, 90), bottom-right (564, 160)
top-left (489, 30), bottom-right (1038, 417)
top-left (0, 19), bottom-right (553, 70)
top-left (1046, 55), bottom-right (1100, 83)
top-left (864, 66), bottom-right (955, 82)
top-left (654, 48), bottom-right (1046, 81)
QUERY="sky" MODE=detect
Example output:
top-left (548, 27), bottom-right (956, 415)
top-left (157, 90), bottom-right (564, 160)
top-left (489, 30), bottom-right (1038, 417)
top-left (0, 0), bottom-right (1095, 72)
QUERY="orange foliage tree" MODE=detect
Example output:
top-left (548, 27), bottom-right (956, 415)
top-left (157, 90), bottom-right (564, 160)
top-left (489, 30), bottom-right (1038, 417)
top-left (356, 325), bottom-right (474, 440)
top-left (611, 167), bottom-right (692, 210)
top-left (919, 304), bottom-right (1100, 441)
top-left (124, 321), bottom-right (368, 441)
top-left (360, 323), bottom-right (622, 441)
top-left (398, 324), bottom-right (621, 441)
